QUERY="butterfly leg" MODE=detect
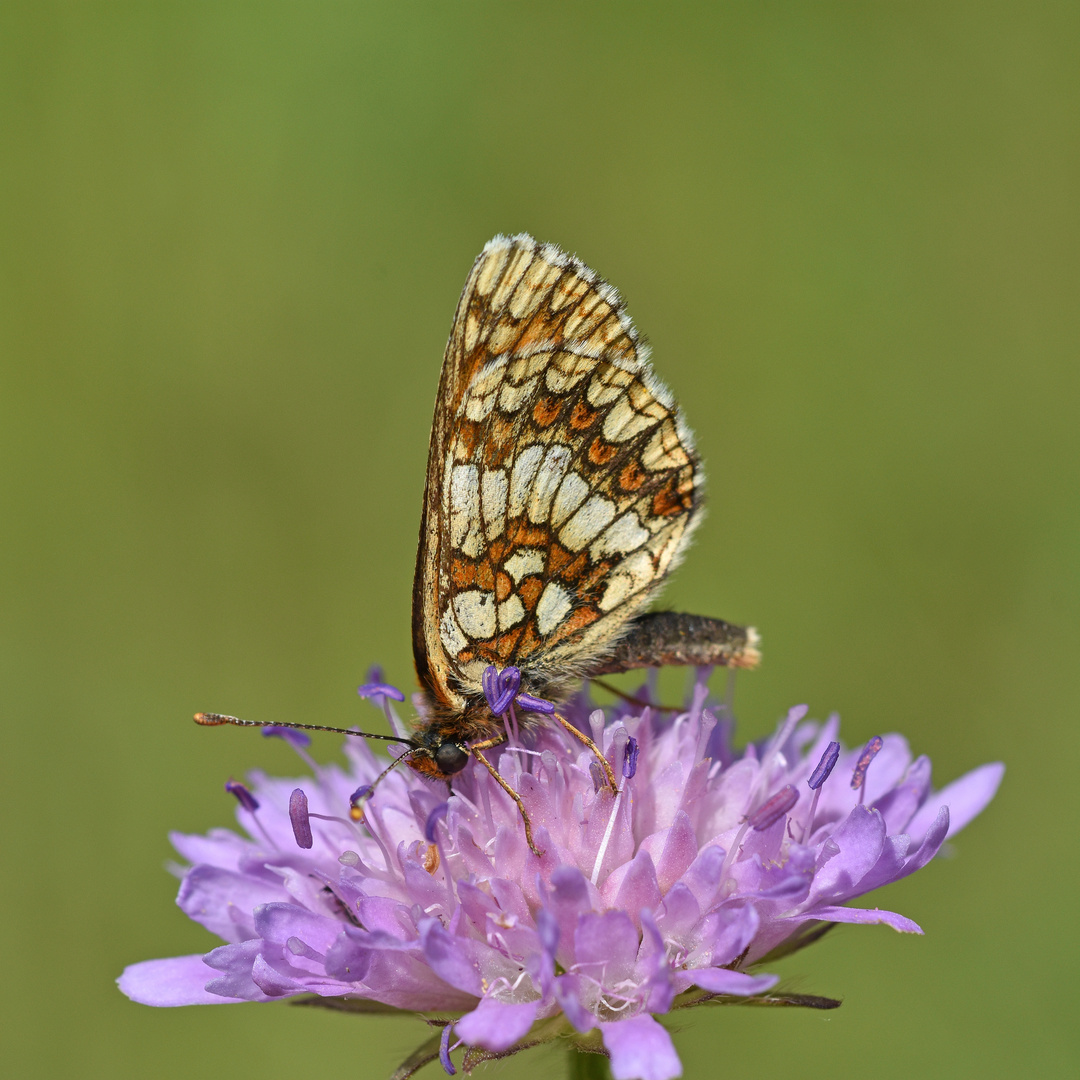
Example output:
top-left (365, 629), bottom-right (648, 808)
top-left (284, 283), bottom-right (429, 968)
top-left (468, 737), bottom-right (543, 857)
top-left (552, 712), bottom-right (619, 794)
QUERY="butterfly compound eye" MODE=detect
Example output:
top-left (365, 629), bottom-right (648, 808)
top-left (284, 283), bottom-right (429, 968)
top-left (434, 742), bottom-right (470, 775)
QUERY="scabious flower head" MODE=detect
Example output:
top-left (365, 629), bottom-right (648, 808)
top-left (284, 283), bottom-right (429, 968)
top-left (119, 673), bottom-right (1002, 1080)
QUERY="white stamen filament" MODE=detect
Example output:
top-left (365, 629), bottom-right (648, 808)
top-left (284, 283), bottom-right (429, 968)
top-left (718, 820), bottom-right (752, 895)
top-left (591, 788), bottom-right (622, 885)
top-left (355, 803), bottom-right (396, 873)
top-left (801, 786), bottom-right (823, 844)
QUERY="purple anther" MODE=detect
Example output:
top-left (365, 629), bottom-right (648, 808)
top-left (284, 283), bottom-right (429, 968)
top-left (349, 784), bottom-right (372, 807)
top-left (516, 692), bottom-right (555, 714)
top-left (623, 736), bottom-right (640, 780)
top-left (482, 665), bottom-right (498, 709)
top-left (748, 785), bottom-right (799, 831)
top-left (482, 664), bottom-right (555, 716)
top-left (261, 725), bottom-right (312, 748)
top-left (439, 1023), bottom-right (457, 1076)
top-left (425, 802), bottom-right (449, 843)
top-left (808, 741), bottom-right (841, 790)
top-left (357, 681), bottom-right (405, 702)
top-left (225, 780), bottom-right (259, 813)
top-left (489, 666), bottom-right (523, 715)
top-left (851, 736), bottom-right (884, 791)
top-left (589, 761), bottom-right (605, 793)
top-left (289, 788), bottom-right (313, 849)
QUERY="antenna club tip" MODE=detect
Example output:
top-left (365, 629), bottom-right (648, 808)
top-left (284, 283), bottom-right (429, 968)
top-left (194, 712), bottom-right (227, 726)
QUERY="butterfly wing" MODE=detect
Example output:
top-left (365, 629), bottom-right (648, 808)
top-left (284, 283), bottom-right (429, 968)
top-left (412, 234), bottom-right (702, 713)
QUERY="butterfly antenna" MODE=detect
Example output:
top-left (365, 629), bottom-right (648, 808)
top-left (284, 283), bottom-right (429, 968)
top-left (193, 712), bottom-right (418, 747)
top-left (348, 749), bottom-right (417, 821)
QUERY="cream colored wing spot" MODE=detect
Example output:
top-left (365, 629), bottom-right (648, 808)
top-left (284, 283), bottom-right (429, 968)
top-left (544, 355), bottom-right (593, 394)
top-left (559, 494), bottom-right (617, 552)
top-left (490, 245), bottom-right (536, 309)
top-left (592, 511), bottom-right (650, 559)
top-left (508, 445), bottom-right (545, 517)
top-left (536, 581), bottom-right (574, 636)
top-left (586, 366), bottom-right (635, 408)
top-left (550, 471), bottom-right (590, 528)
top-left (527, 445), bottom-right (572, 523)
top-left (498, 375), bottom-right (539, 414)
top-left (561, 292), bottom-right (608, 342)
top-left (548, 273), bottom-right (592, 314)
top-left (507, 354), bottom-right (549, 383)
top-left (481, 469), bottom-right (509, 541)
top-left (464, 310), bottom-right (483, 354)
top-left (602, 394), bottom-right (661, 444)
top-left (653, 522), bottom-right (688, 577)
top-left (449, 464), bottom-right (481, 553)
top-left (497, 594), bottom-right (526, 632)
top-left (453, 589), bottom-right (496, 639)
top-left (439, 606), bottom-right (469, 656)
top-left (474, 238), bottom-right (512, 295)
top-left (504, 548), bottom-right (545, 583)
top-left (509, 258), bottom-right (563, 320)
top-left (598, 549), bottom-right (656, 612)
top-left (641, 422), bottom-right (691, 472)
top-left (464, 375), bottom-right (500, 422)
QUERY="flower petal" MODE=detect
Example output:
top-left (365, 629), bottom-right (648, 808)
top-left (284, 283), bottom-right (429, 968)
top-left (420, 919), bottom-right (484, 996)
top-left (642, 811), bottom-right (699, 893)
top-left (575, 912), bottom-right (639, 981)
top-left (803, 805), bottom-right (886, 907)
top-left (898, 805), bottom-right (951, 878)
top-left (455, 998), bottom-right (539, 1052)
top-left (906, 762), bottom-right (1004, 843)
top-left (679, 967), bottom-right (778, 997)
top-left (554, 973), bottom-right (598, 1033)
top-left (602, 1014), bottom-right (682, 1080)
top-left (870, 755), bottom-right (932, 834)
top-left (202, 941), bottom-right (276, 1001)
top-left (169, 828), bottom-right (256, 872)
top-left (177, 864), bottom-right (290, 942)
top-left (253, 902), bottom-right (344, 953)
top-left (784, 905), bottom-right (923, 933)
top-left (117, 955), bottom-right (234, 1006)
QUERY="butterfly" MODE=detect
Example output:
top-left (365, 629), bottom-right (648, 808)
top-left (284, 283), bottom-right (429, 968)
top-left (197, 234), bottom-right (759, 854)
top-left (406, 237), bottom-right (758, 807)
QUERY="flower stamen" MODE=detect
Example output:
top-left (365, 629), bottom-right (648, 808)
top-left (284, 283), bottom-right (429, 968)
top-left (289, 788), bottom-right (313, 849)
top-left (439, 1023), bottom-right (458, 1076)
top-left (226, 779), bottom-right (278, 848)
top-left (851, 736), bottom-right (884, 805)
top-left (720, 785), bottom-right (799, 893)
top-left (801, 741), bottom-right (840, 843)
top-left (225, 779), bottom-right (258, 813)
top-left (590, 787), bottom-right (622, 885)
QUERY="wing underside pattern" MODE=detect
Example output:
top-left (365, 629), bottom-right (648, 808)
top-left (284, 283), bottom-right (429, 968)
top-left (413, 235), bottom-right (703, 709)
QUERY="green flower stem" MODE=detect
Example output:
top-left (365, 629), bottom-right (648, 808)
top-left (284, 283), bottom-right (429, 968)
top-left (567, 1045), bottom-right (613, 1080)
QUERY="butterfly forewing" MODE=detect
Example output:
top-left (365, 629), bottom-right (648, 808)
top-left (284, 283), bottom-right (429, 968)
top-left (412, 235), bottom-right (702, 714)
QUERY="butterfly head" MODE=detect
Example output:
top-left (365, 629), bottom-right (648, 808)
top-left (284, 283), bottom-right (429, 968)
top-left (405, 729), bottom-right (472, 780)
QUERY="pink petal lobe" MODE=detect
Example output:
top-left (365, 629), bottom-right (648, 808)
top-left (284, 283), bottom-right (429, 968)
top-left (117, 955), bottom-right (238, 1006)
top-left (602, 1014), bottom-right (682, 1080)
top-left (455, 998), bottom-right (539, 1051)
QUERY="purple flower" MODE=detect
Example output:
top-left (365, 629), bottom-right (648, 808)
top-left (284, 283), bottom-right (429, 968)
top-left (119, 676), bottom-right (1002, 1080)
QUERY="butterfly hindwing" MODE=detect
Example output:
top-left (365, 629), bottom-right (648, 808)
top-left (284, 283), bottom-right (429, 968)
top-left (412, 235), bottom-right (702, 711)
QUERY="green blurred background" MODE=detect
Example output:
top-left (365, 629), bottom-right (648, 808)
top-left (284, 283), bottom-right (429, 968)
top-left (3, 3), bottom-right (1076, 1077)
